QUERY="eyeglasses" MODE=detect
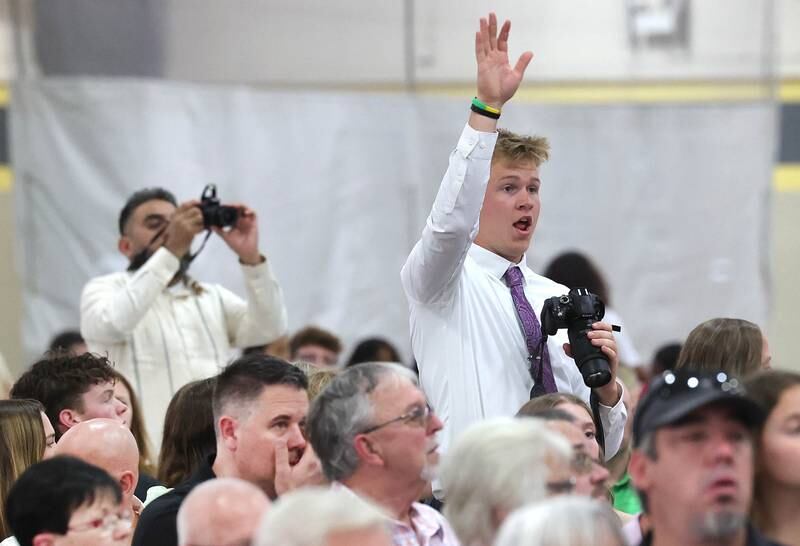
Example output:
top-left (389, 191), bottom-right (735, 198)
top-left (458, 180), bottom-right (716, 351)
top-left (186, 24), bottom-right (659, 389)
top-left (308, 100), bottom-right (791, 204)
top-left (68, 511), bottom-right (133, 534)
top-left (546, 476), bottom-right (577, 495)
top-left (362, 403), bottom-right (434, 434)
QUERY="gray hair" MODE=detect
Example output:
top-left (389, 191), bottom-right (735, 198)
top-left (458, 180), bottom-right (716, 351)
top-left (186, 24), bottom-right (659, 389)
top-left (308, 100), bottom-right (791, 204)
top-left (307, 362), bottom-right (418, 481)
top-left (253, 487), bottom-right (389, 546)
top-left (494, 496), bottom-right (626, 546)
top-left (441, 418), bottom-right (573, 546)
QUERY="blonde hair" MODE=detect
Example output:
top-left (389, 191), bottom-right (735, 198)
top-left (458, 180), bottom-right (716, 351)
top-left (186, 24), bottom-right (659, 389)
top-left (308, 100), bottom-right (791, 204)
top-left (306, 369), bottom-right (338, 401)
top-left (676, 318), bottom-right (764, 379)
top-left (493, 129), bottom-right (550, 167)
top-left (0, 399), bottom-right (47, 539)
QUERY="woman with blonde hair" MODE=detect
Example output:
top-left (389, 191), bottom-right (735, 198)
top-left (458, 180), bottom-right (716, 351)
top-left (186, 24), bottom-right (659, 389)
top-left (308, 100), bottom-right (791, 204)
top-left (676, 318), bottom-right (770, 378)
top-left (0, 399), bottom-right (56, 540)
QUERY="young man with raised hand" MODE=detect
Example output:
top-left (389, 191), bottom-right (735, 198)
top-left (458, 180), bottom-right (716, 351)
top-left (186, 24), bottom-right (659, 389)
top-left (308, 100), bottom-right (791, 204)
top-left (401, 13), bottom-right (626, 485)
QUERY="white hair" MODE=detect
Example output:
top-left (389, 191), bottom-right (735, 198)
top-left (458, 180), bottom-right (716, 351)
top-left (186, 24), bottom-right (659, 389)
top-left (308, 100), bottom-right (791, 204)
top-left (253, 487), bottom-right (389, 546)
top-left (441, 417), bottom-right (572, 546)
top-left (494, 496), bottom-right (626, 546)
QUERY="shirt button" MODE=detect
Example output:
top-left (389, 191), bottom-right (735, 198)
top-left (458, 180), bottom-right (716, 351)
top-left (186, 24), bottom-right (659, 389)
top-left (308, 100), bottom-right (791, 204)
top-left (479, 142), bottom-right (486, 149)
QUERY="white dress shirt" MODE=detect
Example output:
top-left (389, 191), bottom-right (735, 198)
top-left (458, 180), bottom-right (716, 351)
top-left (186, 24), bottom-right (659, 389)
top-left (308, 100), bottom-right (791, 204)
top-left (401, 123), bottom-right (626, 467)
top-left (81, 247), bottom-right (288, 444)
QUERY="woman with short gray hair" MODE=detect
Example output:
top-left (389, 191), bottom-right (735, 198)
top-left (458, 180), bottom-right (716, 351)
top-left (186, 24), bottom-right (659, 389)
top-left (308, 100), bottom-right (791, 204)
top-left (440, 417), bottom-right (573, 546)
top-left (494, 495), bottom-right (626, 546)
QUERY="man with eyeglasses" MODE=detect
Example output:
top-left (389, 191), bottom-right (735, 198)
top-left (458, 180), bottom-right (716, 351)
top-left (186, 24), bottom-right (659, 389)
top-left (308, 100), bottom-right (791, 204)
top-left (307, 362), bottom-right (460, 546)
top-left (4, 456), bottom-right (133, 546)
top-left (628, 369), bottom-right (782, 546)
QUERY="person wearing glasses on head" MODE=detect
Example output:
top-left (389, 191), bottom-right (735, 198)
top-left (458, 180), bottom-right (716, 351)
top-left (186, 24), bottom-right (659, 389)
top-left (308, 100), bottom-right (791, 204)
top-left (628, 369), bottom-right (782, 546)
top-left (4, 456), bottom-right (133, 546)
top-left (307, 362), bottom-right (460, 546)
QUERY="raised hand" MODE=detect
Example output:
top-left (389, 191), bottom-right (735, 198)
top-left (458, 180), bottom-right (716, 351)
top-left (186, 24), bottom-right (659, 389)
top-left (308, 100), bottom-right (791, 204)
top-left (475, 12), bottom-right (533, 110)
top-left (213, 203), bottom-right (262, 265)
top-left (163, 201), bottom-right (204, 258)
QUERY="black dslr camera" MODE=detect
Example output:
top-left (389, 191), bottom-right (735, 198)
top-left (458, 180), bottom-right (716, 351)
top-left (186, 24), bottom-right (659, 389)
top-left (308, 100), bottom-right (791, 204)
top-left (540, 288), bottom-right (611, 388)
top-left (199, 184), bottom-right (239, 229)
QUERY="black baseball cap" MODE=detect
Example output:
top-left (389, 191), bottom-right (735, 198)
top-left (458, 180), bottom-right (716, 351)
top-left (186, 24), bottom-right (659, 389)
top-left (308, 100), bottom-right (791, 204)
top-left (633, 369), bottom-right (765, 447)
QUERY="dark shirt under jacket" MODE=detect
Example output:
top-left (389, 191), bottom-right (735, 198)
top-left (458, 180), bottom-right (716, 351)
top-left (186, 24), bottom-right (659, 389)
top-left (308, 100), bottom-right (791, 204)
top-left (131, 455), bottom-right (216, 546)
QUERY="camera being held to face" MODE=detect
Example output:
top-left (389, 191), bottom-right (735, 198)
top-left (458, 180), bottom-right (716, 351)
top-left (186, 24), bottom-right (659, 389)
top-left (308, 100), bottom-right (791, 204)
top-left (199, 184), bottom-right (240, 229)
top-left (541, 288), bottom-right (611, 389)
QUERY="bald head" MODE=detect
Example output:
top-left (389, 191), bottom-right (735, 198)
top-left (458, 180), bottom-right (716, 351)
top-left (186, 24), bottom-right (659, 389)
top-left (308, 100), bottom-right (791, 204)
top-left (177, 478), bottom-right (270, 546)
top-left (55, 418), bottom-right (140, 503)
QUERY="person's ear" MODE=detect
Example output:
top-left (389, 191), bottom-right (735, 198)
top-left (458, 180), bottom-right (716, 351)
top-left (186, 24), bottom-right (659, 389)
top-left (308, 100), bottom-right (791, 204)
top-left (628, 450), bottom-right (651, 492)
top-left (353, 434), bottom-right (384, 467)
top-left (58, 408), bottom-right (81, 432)
top-left (119, 470), bottom-right (136, 498)
top-left (118, 235), bottom-right (133, 259)
top-left (32, 533), bottom-right (56, 546)
top-left (218, 416), bottom-right (238, 451)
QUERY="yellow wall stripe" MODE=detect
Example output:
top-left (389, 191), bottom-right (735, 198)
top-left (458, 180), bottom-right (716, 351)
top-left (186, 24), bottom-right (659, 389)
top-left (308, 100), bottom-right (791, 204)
top-left (774, 164), bottom-right (800, 193)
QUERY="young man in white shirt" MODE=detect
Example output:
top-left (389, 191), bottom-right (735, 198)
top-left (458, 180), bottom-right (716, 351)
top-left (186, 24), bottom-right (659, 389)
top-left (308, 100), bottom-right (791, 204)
top-left (401, 13), bottom-right (627, 477)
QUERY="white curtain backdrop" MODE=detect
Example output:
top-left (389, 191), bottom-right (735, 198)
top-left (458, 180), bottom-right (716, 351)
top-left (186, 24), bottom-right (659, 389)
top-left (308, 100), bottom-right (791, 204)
top-left (11, 78), bottom-right (774, 366)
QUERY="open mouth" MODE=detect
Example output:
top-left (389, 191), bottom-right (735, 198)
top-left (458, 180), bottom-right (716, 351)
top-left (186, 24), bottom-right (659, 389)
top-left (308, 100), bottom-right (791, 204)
top-left (513, 217), bottom-right (532, 233)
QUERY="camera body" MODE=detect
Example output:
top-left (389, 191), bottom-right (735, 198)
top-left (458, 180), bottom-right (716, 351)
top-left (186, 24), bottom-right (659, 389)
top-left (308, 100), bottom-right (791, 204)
top-left (540, 287), bottom-right (611, 388)
top-left (199, 184), bottom-right (239, 229)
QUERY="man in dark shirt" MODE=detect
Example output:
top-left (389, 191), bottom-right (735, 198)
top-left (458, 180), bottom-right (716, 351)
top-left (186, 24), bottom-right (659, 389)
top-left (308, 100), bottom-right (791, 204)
top-left (629, 369), bottom-right (783, 546)
top-left (132, 355), bottom-right (324, 546)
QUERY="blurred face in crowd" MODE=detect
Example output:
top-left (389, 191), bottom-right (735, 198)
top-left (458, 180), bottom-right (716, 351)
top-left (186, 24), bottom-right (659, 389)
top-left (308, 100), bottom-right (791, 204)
top-left (113, 381), bottom-right (133, 431)
top-left (59, 381), bottom-right (128, 433)
top-left (474, 160), bottom-right (540, 264)
top-left (757, 385), bottom-right (800, 490)
top-left (34, 496), bottom-right (132, 546)
top-left (361, 377), bottom-right (443, 488)
top-left (118, 199), bottom-right (176, 267)
top-left (220, 384), bottom-right (309, 499)
top-left (42, 411), bottom-right (57, 459)
top-left (761, 335), bottom-right (772, 369)
top-left (547, 420), bottom-right (608, 500)
top-left (557, 401), bottom-right (602, 461)
top-left (631, 403), bottom-right (754, 543)
top-left (295, 344), bottom-right (339, 368)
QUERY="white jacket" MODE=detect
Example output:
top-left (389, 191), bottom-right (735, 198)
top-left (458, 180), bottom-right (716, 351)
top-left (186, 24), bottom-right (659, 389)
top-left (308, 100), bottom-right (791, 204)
top-left (80, 247), bottom-right (288, 444)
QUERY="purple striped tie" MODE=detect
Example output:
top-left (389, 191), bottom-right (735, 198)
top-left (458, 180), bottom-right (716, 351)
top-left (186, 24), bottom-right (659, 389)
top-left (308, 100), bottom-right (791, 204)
top-left (503, 266), bottom-right (558, 397)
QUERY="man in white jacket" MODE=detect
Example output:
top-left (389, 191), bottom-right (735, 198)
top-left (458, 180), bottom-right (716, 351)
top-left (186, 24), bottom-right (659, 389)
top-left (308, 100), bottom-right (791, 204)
top-left (80, 188), bottom-right (288, 443)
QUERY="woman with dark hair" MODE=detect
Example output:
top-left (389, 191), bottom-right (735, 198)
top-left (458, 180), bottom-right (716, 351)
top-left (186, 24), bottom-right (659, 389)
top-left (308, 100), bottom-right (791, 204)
top-left (345, 338), bottom-right (402, 367)
top-left (111, 370), bottom-right (160, 499)
top-left (745, 370), bottom-right (800, 545)
top-left (676, 318), bottom-right (770, 378)
top-left (0, 399), bottom-right (56, 540)
top-left (157, 377), bottom-right (217, 488)
top-left (543, 251), bottom-right (643, 371)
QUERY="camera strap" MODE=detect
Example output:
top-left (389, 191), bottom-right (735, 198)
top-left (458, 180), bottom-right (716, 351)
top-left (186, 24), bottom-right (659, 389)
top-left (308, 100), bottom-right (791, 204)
top-left (146, 225), bottom-right (213, 264)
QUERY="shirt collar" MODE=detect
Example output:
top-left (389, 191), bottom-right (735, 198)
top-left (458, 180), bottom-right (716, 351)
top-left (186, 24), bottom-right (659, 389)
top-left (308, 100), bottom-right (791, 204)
top-left (468, 243), bottom-right (530, 281)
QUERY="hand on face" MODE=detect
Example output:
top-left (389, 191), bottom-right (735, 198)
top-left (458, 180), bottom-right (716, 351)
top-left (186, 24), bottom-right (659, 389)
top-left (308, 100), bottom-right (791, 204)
top-left (273, 439), bottom-right (326, 496)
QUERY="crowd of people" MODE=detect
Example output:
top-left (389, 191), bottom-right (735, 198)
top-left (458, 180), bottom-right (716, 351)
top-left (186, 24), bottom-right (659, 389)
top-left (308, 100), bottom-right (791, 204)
top-left (0, 12), bottom-right (791, 546)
